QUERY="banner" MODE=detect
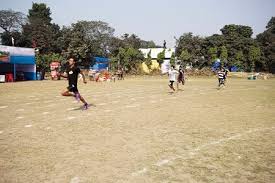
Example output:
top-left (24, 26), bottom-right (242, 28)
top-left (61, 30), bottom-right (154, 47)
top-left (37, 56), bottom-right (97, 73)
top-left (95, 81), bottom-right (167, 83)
top-left (0, 50), bottom-right (9, 62)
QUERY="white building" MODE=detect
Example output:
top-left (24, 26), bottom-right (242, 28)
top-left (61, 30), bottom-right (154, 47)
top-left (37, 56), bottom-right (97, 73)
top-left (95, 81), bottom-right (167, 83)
top-left (139, 48), bottom-right (175, 59)
top-left (139, 48), bottom-right (176, 74)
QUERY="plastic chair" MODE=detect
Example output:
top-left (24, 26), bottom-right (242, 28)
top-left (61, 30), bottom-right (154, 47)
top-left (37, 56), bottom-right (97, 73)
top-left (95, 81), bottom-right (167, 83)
top-left (5, 73), bottom-right (14, 82)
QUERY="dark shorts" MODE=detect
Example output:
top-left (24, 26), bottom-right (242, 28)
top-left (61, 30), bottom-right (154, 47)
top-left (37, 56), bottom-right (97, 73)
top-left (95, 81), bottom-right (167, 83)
top-left (219, 78), bottom-right (225, 85)
top-left (67, 84), bottom-right (78, 93)
top-left (169, 80), bottom-right (174, 86)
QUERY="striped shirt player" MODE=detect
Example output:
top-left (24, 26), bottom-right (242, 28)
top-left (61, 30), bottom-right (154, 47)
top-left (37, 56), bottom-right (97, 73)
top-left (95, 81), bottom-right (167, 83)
top-left (218, 69), bottom-right (225, 87)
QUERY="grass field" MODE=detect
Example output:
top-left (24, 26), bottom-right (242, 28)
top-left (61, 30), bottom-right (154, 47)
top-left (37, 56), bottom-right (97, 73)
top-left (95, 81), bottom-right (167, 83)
top-left (0, 77), bottom-right (275, 183)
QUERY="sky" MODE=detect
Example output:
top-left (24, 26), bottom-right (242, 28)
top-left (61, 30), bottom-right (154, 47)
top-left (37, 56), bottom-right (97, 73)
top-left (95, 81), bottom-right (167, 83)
top-left (1, 0), bottom-right (275, 47)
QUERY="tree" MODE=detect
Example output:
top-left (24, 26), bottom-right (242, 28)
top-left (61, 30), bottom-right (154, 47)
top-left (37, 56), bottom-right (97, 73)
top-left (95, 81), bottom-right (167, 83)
top-left (179, 49), bottom-right (191, 65)
top-left (0, 10), bottom-right (26, 46)
top-left (248, 46), bottom-right (261, 72)
top-left (113, 47), bottom-right (144, 73)
top-left (170, 52), bottom-right (176, 66)
top-left (256, 17), bottom-right (275, 73)
top-left (22, 3), bottom-right (60, 53)
top-left (266, 17), bottom-right (275, 29)
top-left (140, 40), bottom-right (158, 48)
top-left (157, 49), bottom-right (165, 66)
top-left (221, 24), bottom-right (253, 38)
top-left (0, 31), bottom-right (26, 46)
top-left (220, 46), bottom-right (228, 62)
top-left (207, 47), bottom-right (218, 63)
top-left (0, 10), bottom-right (26, 33)
top-left (64, 20), bottom-right (115, 66)
top-left (176, 32), bottom-right (203, 67)
top-left (233, 51), bottom-right (245, 70)
top-left (145, 49), bottom-right (152, 68)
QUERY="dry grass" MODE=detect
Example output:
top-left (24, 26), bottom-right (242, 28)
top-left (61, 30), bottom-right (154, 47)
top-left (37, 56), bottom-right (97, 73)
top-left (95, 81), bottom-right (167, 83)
top-left (0, 77), bottom-right (275, 183)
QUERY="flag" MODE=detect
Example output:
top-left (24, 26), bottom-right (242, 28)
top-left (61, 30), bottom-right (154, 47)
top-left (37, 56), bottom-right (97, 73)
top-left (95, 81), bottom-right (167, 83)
top-left (11, 37), bottom-right (14, 46)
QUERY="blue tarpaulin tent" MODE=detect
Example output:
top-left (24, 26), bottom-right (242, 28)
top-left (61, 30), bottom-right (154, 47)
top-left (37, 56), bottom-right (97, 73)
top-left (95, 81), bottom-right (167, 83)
top-left (90, 57), bottom-right (109, 71)
top-left (211, 59), bottom-right (221, 71)
top-left (0, 45), bottom-right (36, 81)
top-left (230, 66), bottom-right (238, 72)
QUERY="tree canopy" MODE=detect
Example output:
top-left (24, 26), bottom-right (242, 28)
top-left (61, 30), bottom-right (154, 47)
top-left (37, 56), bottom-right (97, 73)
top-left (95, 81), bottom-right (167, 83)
top-left (0, 3), bottom-right (274, 73)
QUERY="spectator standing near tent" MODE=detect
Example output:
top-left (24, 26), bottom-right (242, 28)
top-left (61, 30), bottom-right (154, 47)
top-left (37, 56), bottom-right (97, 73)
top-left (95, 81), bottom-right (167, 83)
top-left (117, 67), bottom-right (124, 80)
top-left (168, 65), bottom-right (178, 91)
top-left (59, 57), bottom-right (89, 110)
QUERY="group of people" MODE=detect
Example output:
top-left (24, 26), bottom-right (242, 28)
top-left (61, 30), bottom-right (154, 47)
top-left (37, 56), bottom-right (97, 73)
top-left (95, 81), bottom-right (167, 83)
top-left (167, 65), bottom-right (185, 92)
top-left (59, 57), bottom-right (229, 110)
top-left (167, 65), bottom-right (229, 92)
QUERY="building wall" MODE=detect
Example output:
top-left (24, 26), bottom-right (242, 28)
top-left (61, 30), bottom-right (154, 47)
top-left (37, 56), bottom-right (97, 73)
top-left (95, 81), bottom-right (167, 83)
top-left (0, 45), bottom-right (36, 80)
top-left (139, 48), bottom-right (175, 59)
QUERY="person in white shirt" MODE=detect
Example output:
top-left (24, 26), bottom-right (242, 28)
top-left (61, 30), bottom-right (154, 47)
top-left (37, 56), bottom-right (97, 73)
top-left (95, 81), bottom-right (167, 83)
top-left (168, 66), bottom-right (178, 91)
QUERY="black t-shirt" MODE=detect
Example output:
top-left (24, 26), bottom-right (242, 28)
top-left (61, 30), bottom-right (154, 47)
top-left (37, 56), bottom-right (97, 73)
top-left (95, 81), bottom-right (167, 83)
top-left (66, 66), bottom-right (80, 86)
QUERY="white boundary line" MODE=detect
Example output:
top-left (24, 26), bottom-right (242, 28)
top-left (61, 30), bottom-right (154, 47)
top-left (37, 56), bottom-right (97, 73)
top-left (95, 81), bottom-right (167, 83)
top-left (131, 126), bottom-right (275, 176)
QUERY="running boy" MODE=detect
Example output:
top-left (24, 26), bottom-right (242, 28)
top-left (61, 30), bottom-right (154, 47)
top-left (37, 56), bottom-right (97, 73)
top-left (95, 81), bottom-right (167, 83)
top-left (168, 65), bottom-right (178, 91)
top-left (217, 68), bottom-right (225, 88)
top-left (59, 57), bottom-right (89, 110)
top-left (177, 65), bottom-right (185, 90)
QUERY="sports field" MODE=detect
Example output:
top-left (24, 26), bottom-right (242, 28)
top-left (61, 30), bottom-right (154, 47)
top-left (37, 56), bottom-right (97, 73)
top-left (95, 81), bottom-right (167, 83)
top-left (0, 77), bottom-right (275, 183)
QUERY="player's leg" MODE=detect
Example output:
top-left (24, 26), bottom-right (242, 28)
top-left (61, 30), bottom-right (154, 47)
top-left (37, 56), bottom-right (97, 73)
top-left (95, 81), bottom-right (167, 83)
top-left (171, 81), bottom-right (175, 91)
top-left (61, 89), bottom-right (74, 97)
top-left (168, 81), bottom-right (173, 89)
top-left (79, 94), bottom-right (88, 110)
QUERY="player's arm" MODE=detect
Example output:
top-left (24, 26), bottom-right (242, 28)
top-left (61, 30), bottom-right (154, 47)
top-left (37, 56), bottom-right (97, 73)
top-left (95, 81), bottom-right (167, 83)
top-left (58, 72), bottom-right (67, 78)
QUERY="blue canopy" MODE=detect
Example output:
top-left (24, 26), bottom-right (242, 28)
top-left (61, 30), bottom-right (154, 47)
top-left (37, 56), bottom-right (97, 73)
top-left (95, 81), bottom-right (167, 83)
top-left (211, 60), bottom-right (221, 71)
top-left (90, 57), bottom-right (109, 71)
top-left (94, 57), bottom-right (109, 63)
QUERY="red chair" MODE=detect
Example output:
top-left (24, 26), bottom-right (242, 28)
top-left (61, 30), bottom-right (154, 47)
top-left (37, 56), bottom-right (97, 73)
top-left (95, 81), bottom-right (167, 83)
top-left (5, 73), bottom-right (14, 82)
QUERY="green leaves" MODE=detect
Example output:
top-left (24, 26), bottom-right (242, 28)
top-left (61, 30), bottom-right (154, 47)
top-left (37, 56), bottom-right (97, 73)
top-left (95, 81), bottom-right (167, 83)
top-left (257, 17), bottom-right (275, 73)
top-left (157, 49), bottom-right (165, 65)
top-left (207, 47), bottom-right (218, 63)
top-left (22, 3), bottom-right (60, 53)
top-left (112, 47), bottom-right (144, 73)
top-left (179, 49), bottom-right (191, 63)
top-left (220, 46), bottom-right (228, 62)
top-left (221, 24), bottom-right (253, 38)
top-left (170, 52), bottom-right (176, 66)
top-left (36, 53), bottom-right (64, 72)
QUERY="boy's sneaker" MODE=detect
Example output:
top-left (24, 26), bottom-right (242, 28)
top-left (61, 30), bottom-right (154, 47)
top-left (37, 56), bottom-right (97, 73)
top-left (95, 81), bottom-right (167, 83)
top-left (75, 93), bottom-right (80, 102)
top-left (83, 103), bottom-right (88, 110)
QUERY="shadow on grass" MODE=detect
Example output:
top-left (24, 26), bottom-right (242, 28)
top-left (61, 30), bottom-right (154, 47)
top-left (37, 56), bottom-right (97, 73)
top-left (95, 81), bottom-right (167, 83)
top-left (72, 103), bottom-right (96, 111)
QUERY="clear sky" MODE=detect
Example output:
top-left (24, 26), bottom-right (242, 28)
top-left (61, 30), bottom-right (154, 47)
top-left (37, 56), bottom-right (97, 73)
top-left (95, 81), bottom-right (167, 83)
top-left (1, 0), bottom-right (275, 47)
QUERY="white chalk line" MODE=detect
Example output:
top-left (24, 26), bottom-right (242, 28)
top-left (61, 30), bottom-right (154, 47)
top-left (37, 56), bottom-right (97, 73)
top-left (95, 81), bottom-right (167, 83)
top-left (131, 126), bottom-right (275, 176)
top-left (16, 108), bottom-right (24, 112)
top-left (1, 87), bottom-right (265, 136)
top-left (7, 87), bottom-right (262, 128)
top-left (15, 116), bottom-right (24, 120)
top-left (24, 124), bottom-right (32, 128)
top-left (70, 176), bottom-right (80, 183)
top-left (67, 116), bottom-right (76, 120)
